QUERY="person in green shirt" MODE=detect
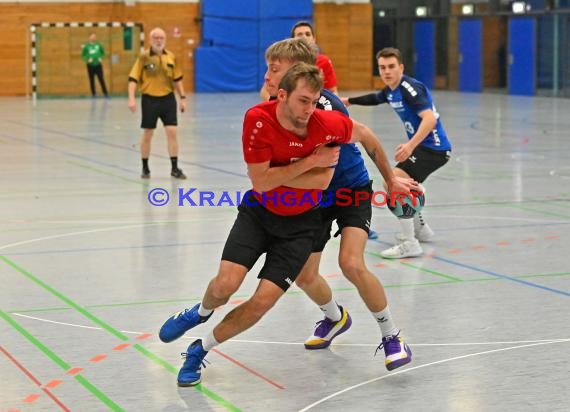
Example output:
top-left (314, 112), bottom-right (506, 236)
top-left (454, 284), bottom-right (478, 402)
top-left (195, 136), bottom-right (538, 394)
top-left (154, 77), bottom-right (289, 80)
top-left (81, 33), bottom-right (109, 97)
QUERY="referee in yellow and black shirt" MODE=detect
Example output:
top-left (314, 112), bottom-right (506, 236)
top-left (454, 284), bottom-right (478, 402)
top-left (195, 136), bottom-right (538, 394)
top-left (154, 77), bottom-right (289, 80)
top-left (128, 27), bottom-right (187, 179)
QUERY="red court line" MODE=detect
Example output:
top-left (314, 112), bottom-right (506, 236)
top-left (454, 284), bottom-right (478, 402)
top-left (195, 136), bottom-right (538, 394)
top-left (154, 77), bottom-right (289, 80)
top-left (0, 345), bottom-right (71, 411)
top-left (112, 343), bottom-right (130, 351)
top-left (66, 367), bottom-right (83, 375)
top-left (210, 348), bottom-right (285, 390)
top-left (136, 333), bottom-right (153, 340)
top-left (89, 354), bottom-right (107, 363)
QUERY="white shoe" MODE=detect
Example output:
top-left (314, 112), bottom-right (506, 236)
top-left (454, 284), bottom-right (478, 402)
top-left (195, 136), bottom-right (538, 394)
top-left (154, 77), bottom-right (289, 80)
top-left (415, 223), bottom-right (435, 242)
top-left (380, 239), bottom-right (423, 259)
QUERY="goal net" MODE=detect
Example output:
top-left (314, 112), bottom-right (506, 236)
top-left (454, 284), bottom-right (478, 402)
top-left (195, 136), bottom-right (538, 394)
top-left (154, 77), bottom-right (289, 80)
top-left (31, 23), bottom-right (143, 98)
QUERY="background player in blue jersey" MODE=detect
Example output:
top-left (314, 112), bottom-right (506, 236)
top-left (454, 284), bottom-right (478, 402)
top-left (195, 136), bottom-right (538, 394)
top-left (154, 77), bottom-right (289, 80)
top-left (342, 47), bottom-right (452, 259)
top-left (263, 39), bottom-right (416, 370)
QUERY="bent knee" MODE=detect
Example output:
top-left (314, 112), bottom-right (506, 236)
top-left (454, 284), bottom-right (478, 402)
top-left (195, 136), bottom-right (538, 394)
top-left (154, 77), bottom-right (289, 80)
top-left (339, 257), bottom-right (367, 280)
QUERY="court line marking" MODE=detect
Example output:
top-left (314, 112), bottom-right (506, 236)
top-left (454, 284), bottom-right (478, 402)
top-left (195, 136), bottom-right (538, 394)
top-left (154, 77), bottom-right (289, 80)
top-left (1, 256), bottom-right (242, 412)
top-left (0, 219), bottom-right (228, 252)
top-left (0, 344), bottom-right (70, 411)
top-left (433, 256), bottom-right (570, 297)
top-left (11, 313), bottom-right (569, 348)
top-left (298, 339), bottom-right (570, 412)
top-left (1, 310), bottom-right (122, 411)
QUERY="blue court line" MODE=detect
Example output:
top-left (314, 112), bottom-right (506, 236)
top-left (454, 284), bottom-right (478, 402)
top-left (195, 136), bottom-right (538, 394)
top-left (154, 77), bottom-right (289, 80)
top-left (370, 238), bottom-right (569, 297)
top-left (433, 256), bottom-right (570, 297)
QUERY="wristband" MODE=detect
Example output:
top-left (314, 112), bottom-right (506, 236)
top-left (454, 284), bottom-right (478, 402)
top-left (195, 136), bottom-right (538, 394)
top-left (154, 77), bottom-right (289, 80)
top-left (180, 95), bottom-right (186, 99)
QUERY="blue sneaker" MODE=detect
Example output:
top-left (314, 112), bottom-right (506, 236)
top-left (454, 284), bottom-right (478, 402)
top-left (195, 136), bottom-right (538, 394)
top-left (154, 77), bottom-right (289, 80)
top-left (304, 305), bottom-right (352, 349)
top-left (368, 230), bottom-right (378, 240)
top-left (376, 332), bottom-right (412, 371)
top-left (159, 303), bottom-right (212, 343)
top-left (178, 339), bottom-right (208, 387)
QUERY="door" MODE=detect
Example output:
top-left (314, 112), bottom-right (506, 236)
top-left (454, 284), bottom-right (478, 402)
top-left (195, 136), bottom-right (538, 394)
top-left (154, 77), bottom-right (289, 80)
top-left (459, 18), bottom-right (482, 92)
top-left (414, 20), bottom-right (435, 89)
top-left (508, 17), bottom-right (536, 95)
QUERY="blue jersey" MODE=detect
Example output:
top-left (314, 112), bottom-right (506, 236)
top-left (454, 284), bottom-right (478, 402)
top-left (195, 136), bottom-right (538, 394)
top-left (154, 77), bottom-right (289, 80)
top-left (317, 89), bottom-right (370, 190)
top-left (374, 75), bottom-right (451, 151)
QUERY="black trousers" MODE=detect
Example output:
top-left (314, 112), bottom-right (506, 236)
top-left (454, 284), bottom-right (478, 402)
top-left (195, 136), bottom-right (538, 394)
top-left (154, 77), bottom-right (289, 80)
top-left (86, 64), bottom-right (108, 96)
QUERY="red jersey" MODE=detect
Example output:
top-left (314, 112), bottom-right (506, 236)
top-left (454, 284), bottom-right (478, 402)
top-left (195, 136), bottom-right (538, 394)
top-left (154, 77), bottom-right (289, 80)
top-left (243, 100), bottom-right (352, 216)
top-left (316, 54), bottom-right (338, 90)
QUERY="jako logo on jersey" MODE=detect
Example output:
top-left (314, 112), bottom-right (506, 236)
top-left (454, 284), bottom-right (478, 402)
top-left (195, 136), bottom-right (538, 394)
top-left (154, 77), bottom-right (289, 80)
top-left (405, 121), bottom-right (415, 134)
top-left (256, 121), bottom-right (263, 128)
top-left (289, 142), bottom-right (303, 147)
top-left (401, 81), bottom-right (418, 97)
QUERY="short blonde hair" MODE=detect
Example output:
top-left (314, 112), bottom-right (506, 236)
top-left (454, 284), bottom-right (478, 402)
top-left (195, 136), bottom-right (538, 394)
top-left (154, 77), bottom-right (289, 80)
top-left (265, 38), bottom-right (317, 66)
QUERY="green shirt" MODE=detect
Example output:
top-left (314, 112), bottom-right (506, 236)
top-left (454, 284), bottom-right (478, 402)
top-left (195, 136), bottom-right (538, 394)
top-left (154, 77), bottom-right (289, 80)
top-left (82, 41), bottom-right (105, 66)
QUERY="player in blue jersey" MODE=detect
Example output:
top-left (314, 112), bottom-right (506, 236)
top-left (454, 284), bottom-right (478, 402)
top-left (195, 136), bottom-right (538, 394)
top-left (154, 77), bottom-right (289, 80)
top-left (263, 39), bottom-right (416, 370)
top-left (342, 47), bottom-right (452, 259)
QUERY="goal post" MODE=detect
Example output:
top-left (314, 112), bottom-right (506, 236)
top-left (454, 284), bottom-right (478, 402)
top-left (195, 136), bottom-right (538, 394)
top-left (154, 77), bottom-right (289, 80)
top-left (30, 22), bottom-right (144, 100)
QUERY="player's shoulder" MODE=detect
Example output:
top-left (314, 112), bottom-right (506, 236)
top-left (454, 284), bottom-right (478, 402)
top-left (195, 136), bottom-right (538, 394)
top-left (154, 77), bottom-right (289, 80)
top-left (398, 75), bottom-right (427, 98)
top-left (245, 100), bottom-right (277, 120)
top-left (318, 89), bottom-right (348, 115)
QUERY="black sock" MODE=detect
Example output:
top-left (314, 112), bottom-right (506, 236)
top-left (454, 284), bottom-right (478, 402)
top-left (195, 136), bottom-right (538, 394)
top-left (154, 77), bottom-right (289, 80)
top-left (142, 158), bottom-right (149, 172)
top-left (170, 157), bottom-right (178, 171)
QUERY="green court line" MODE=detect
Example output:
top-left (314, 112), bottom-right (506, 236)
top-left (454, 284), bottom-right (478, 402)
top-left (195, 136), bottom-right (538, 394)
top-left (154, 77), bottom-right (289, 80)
top-left (1, 255), bottom-right (242, 412)
top-left (399, 261), bottom-right (465, 282)
top-left (9, 272), bottom-right (570, 315)
top-left (501, 203), bottom-right (569, 219)
top-left (132, 344), bottom-right (240, 411)
top-left (0, 310), bottom-right (123, 411)
top-left (363, 248), bottom-right (464, 282)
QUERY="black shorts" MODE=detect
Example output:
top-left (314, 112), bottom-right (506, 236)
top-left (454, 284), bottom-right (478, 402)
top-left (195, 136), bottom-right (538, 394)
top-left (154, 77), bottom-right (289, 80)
top-left (221, 191), bottom-right (322, 291)
top-left (396, 146), bottom-right (451, 183)
top-left (312, 182), bottom-right (372, 252)
top-left (141, 93), bottom-right (177, 129)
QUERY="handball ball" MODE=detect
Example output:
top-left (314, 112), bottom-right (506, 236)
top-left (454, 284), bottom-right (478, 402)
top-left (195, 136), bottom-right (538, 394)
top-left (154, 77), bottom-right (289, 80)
top-left (387, 189), bottom-right (425, 219)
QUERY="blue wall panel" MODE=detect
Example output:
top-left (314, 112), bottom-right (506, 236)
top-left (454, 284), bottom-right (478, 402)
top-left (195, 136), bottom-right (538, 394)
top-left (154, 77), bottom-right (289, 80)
top-left (458, 18), bottom-right (482, 92)
top-left (202, 17), bottom-right (259, 48)
top-left (259, 0), bottom-right (312, 18)
top-left (413, 20), bottom-right (435, 89)
top-left (508, 17), bottom-right (536, 95)
top-left (195, 47), bottom-right (258, 92)
top-left (202, 0), bottom-right (257, 18)
top-left (197, 0), bottom-right (314, 92)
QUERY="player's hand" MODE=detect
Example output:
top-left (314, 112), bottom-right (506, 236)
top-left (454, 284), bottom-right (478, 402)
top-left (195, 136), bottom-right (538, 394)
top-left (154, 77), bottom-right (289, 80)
top-left (340, 97), bottom-right (350, 107)
top-left (312, 144), bottom-right (340, 168)
top-left (395, 142), bottom-right (413, 163)
top-left (179, 100), bottom-right (186, 113)
top-left (387, 176), bottom-right (419, 196)
top-left (127, 98), bottom-right (137, 113)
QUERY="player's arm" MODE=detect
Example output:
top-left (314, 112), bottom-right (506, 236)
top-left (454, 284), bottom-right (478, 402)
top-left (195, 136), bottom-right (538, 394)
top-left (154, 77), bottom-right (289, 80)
top-left (341, 92), bottom-right (384, 107)
top-left (349, 119), bottom-right (418, 194)
top-left (394, 108), bottom-right (437, 163)
top-left (247, 145), bottom-right (339, 192)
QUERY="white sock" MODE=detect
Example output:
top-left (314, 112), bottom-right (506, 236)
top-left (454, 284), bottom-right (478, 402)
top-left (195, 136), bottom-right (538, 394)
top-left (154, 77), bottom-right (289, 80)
top-left (399, 218), bottom-right (415, 240)
top-left (201, 329), bottom-right (219, 352)
top-left (372, 306), bottom-right (399, 338)
top-left (415, 212), bottom-right (426, 227)
top-left (198, 303), bottom-right (213, 318)
top-left (319, 299), bottom-right (342, 321)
